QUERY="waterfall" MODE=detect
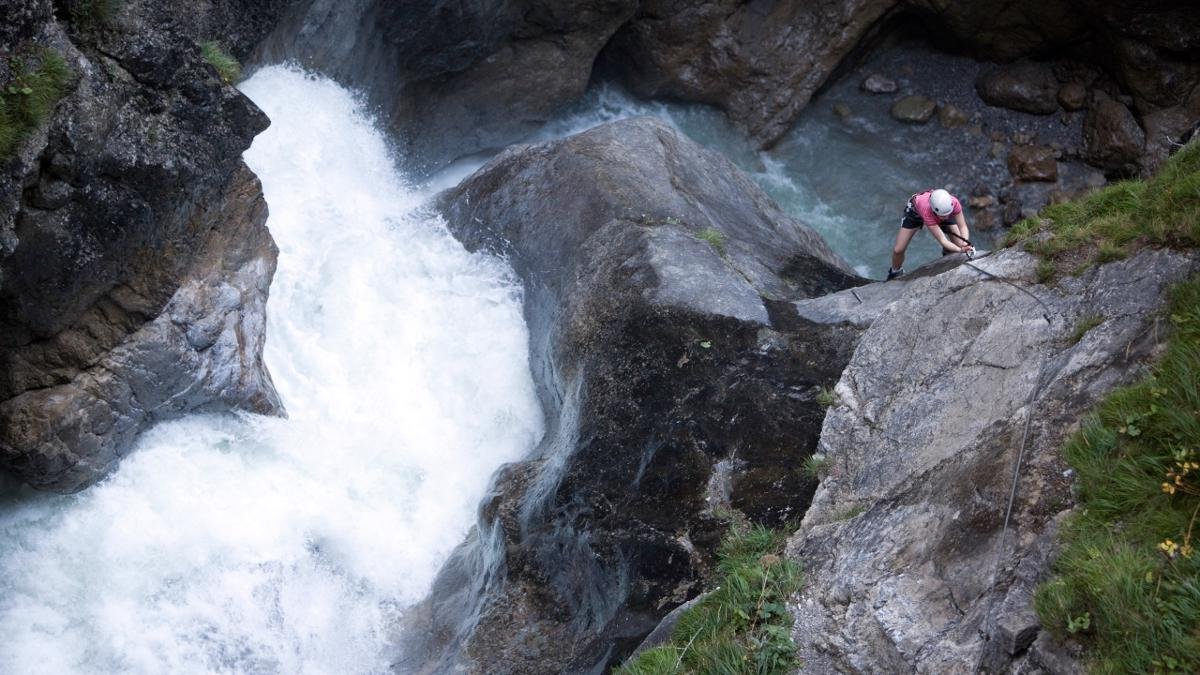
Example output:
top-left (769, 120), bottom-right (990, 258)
top-left (0, 65), bottom-right (543, 674)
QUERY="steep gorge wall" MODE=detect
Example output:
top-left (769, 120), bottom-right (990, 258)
top-left (0, 0), bottom-right (291, 491)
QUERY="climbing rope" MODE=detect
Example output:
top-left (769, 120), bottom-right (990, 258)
top-left (945, 230), bottom-right (1058, 670)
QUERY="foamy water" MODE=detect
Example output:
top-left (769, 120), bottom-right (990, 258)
top-left (0, 65), bottom-right (543, 674)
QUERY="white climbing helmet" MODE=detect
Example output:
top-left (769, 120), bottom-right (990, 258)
top-left (930, 189), bottom-right (954, 217)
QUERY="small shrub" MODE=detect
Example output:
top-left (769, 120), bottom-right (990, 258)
top-left (200, 41), bottom-right (241, 85)
top-left (616, 524), bottom-right (803, 675)
top-left (697, 227), bottom-right (726, 256)
top-left (0, 49), bottom-right (72, 159)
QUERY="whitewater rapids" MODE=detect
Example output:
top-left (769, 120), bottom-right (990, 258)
top-left (0, 65), bottom-right (543, 674)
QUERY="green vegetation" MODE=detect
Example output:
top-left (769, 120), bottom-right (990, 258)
top-left (802, 455), bottom-right (827, 480)
top-left (200, 41), bottom-right (241, 85)
top-left (1034, 277), bottom-right (1200, 674)
top-left (1005, 140), bottom-right (1200, 280)
top-left (833, 505), bottom-right (865, 522)
top-left (816, 385), bottom-right (838, 409)
top-left (0, 49), bottom-right (72, 159)
top-left (69, 0), bottom-right (120, 29)
top-left (1069, 314), bottom-right (1105, 345)
top-left (617, 524), bottom-right (803, 675)
top-left (697, 227), bottom-right (726, 256)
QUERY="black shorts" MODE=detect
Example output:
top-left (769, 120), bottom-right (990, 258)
top-left (901, 201), bottom-right (925, 229)
top-left (901, 201), bottom-right (952, 233)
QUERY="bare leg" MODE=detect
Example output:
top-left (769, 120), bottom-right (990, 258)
top-left (891, 227), bottom-right (918, 271)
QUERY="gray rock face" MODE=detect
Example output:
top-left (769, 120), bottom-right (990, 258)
top-left (0, 0), bottom-right (284, 491)
top-left (1083, 96), bottom-right (1147, 175)
top-left (975, 62), bottom-right (1061, 115)
top-left (259, 0), bottom-right (637, 172)
top-left (397, 117), bottom-right (865, 673)
top-left (786, 249), bottom-right (1198, 673)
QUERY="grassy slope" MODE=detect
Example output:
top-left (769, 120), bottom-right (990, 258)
top-left (1007, 142), bottom-right (1200, 673)
top-left (616, 525), bottom-right (803, 675)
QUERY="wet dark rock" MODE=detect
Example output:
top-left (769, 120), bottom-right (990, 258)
top-left (1003, 198), bottom-right (1025, 226)
top-left (788, 249), bottom-right (1199, 672)
top-left (976, 62), bottom-right (1060, 115)
top-left (0, 0), bottom-right (285, 491)
top-left (937, 103), bottom-right (969, 128)
top-left (1008, 145), bottom-right (1059, 182)
top-left (398, 117), bottom-right (864, 673)
top-left (599, 0), bottom-right (897, 148)
top-left (832, 101), bottom-right (852, 121)
top-left (1057, 82), bottom-right (1088, 111)
top-left (861, 73), bottom-right (897, 94)
top-left (891, 95), bottom-right (936, 123)
top-left (261, 0), bottom-right (637, 172)
top-left (1082, 96), bottom-right (1146, 174)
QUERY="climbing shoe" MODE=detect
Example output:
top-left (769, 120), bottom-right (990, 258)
top-left (886, 267), bottom-right (904, 281)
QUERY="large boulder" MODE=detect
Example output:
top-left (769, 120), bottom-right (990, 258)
top-left (787, 248), bottom-right (1198, 672)
top-left (396, 117), bottom-right (865, 673)
top-left (0, 0), bottom-right (285, 491)
top-left (975, 62), bottom-right (1061, 115)
top-left (599, 0), bottom-right (896, 147)
top-left (258, 0), bottom-right (637, 172)
top-left (1083, 96), bottom-right (1146, 174)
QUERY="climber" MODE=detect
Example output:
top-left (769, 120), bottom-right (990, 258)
top-left (886, 188), bottom-right (974, 280)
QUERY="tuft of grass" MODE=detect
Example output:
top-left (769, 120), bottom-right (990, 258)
top-left (0, 49), bottom-right (72, 159)
top-left (1069, 314), bottom-right (1105, 345)
top-left (616, 524), bottom-right (803, 675)
top-left (69, 0), bottom-right (121, 30)
top-left (697, 226), bottom-right (727, 256)
top-left (802, 455), bottom-right (828, 480)
top-left (200, 41), bottom-right (241, 85)
top-left (833, 505), bottom-right (865, 521)
top-left (1004, 140), bottom-right (1200, 279)
top-left (1034, 276), bottom-right (1200, 673)
top-left (816, 385), bottom-right (839, 409)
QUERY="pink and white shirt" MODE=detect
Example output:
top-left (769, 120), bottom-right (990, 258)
top-left (911, 190), bottom-right (962, 226)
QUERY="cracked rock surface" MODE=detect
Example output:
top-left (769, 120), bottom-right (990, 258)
top-left (787, 248), bottom-right (1198, 673)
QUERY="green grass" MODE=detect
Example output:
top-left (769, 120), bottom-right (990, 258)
top-left (697, 227), bottom-right (727, 256)
top-left (816, 385), bottom-right (838, 409)
top-left (833, 505), bottom-right (865, 522)
top-left (200, 41), bottom-right (241, 85)
top-left (617, 524), bottom-right (803, 675)
top-left (1005, 140), bottom-right (1200, 279)
top-left (1069, 314), bottom-right (1105, 345)
top-left (802, 455), bottom-right (827, 480)
top-left (1033, 277), bottom-right (1200, 674)
top-left (0, 49), bottom-right (72, 159)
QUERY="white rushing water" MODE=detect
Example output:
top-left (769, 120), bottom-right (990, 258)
top-left (0, 65), bottom-right (543, 674)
